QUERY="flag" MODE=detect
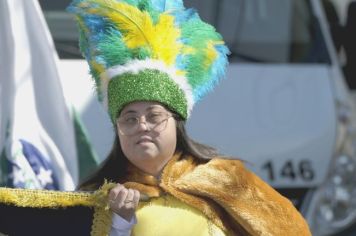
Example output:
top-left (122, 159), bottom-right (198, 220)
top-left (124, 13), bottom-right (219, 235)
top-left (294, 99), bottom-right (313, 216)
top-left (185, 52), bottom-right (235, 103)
top-left (0, 187), bottom-right (112, 236)
top-left (6, 139), bottom-right (60, 189)
top-left (0, 0), bottom-right (98, 190)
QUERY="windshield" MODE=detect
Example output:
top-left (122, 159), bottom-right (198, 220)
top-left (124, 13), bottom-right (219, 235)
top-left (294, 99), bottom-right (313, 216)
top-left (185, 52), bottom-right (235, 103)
top-left (40, 0), bottom-right (331, 64)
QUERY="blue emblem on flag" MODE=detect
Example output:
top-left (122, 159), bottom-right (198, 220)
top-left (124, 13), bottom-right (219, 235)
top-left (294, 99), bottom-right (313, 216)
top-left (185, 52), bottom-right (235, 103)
top-left (7, 139), bottom-right (59, 190)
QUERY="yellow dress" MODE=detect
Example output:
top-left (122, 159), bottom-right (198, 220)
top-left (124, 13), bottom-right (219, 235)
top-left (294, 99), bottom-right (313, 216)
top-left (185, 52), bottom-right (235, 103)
top-left (132, 194), bottom-right (226, 236)
top-left (123, 153), bottom-right (312, 235)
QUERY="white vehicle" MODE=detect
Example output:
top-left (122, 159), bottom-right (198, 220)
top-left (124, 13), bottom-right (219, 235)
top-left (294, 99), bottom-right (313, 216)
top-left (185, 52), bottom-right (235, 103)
top-left (43, 0), bottom-right (356, 235)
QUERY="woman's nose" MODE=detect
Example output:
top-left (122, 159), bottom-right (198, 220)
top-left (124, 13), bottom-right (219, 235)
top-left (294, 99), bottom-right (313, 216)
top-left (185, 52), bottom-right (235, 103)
top-left (136, 118), bottom-right (149, 132)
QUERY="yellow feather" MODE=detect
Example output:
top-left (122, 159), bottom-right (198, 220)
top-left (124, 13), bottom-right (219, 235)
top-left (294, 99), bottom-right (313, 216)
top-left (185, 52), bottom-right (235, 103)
top-left (84, 0), bottom-right (182, 66)
top-left (182, 46), bottom-right (195, 55)
top-left (84, 0), bottom-right (152, 47)
top-left (150, 14), bottom-right (182, 65)
top-left (176, 70), bottom-right (186, 76)
top-left (204, 41), bottom-right (218, 68)
top-left (92, 61), bottom-right (105, 75)
top-left (77, 16), bottom-right (89, 35)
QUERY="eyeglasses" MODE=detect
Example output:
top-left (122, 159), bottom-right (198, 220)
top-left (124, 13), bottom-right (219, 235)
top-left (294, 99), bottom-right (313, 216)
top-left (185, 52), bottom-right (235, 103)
top-left (117, 111), bottom-right (173, 136)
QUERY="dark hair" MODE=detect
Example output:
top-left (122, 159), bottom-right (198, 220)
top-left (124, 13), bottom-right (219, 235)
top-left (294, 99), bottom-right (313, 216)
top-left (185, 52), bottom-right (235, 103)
top-left (77, 117), bottom-right (219, 190)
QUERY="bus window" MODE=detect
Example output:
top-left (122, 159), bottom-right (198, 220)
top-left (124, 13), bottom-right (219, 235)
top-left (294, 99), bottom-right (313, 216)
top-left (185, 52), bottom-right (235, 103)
top-left (187, 0), bottom-right (331, 64)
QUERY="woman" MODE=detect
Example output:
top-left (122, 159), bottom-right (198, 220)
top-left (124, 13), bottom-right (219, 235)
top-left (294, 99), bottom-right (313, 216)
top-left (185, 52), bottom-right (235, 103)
top-left (68, 0), bottom-right (312, 235)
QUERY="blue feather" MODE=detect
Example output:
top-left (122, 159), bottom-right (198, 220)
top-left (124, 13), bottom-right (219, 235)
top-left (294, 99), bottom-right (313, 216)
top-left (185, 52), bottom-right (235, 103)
top-left (95, 55), bottom-right (107, 67)
top-left (66, 0), bottom-right (84, 9)
top-left (175, 54), bottom-right (185, 71)
top-left (172, 8), bottom-right (199, 25)
top-left (210, 45), bottom-right (230, 85)
top-left (193, 79), bottom-right (210, 102)
top-left (84, 16), bottom-right (105, 33)
top-left (193, 44), bottom-right (230, 102)
top-left (150, 0), bottom-right (184, 12)
top-left (121, 0), bottom-right (140, 6)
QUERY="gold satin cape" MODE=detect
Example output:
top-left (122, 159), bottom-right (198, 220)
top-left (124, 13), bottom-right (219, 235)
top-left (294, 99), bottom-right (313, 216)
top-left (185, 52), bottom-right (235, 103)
top-left (123, 153), bottom-right (312, 236)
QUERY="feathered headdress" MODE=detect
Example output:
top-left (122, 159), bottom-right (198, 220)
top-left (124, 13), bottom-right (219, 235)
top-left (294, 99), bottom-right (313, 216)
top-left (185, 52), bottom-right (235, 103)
top-left (68, 0), bottom-right (229, 121)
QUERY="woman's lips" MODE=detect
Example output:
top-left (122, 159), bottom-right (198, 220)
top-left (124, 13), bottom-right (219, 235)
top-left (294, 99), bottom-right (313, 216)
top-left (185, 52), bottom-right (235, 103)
top-left (136, 137), bottom-right (154, 144)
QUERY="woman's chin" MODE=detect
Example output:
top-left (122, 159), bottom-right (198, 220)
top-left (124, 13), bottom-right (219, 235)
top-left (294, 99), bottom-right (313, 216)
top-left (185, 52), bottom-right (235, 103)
top-left (135, 147), bottom-right (159, 160)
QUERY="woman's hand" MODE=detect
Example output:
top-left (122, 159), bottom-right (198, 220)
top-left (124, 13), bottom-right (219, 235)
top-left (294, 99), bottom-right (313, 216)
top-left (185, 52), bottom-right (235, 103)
top-left (108, 184), bottom-right (140, 222)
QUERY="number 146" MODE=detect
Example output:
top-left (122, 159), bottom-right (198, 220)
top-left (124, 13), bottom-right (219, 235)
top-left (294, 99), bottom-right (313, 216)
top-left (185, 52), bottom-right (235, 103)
top-left (262, 160), bottom-right (315, 181)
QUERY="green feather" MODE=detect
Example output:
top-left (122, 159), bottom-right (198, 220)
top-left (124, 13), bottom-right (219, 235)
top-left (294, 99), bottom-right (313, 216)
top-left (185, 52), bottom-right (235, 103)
top-left (98, 33), bottom-right (133, 67)
top-left (77, 20), bottom-right (103, 99)
top-left (137, 0), bottom-right (160, 23)
top-left (181, 19), bottom-right (221, 90)
top-left (131, 47), bottom-right (151, 59)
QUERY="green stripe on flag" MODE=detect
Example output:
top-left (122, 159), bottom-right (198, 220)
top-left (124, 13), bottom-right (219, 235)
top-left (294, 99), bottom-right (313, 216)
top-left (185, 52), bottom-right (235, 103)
top-left (0, 148), bottom-right (9, 187)
top-left (72, 108), bottom-right (99, 182)
top-left (0, 120), bottom-right (10, 187)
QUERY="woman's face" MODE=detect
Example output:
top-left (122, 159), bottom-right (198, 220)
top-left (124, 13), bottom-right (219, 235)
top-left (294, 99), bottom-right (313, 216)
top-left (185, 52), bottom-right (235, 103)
top-left (116, 101), bottom-right (177, 176)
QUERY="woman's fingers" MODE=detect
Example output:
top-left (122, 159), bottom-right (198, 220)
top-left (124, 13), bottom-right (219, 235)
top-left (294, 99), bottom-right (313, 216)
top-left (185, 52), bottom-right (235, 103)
top-left (108, 184), bottom-right (124, 202)
top-left (108, 184), bottom-right (140, 221)
top-left (132, 189), bottom-right (140, 206)
top-left (116, 187), bottom-right (129, 207)
top-left (124, 189), bottom-right (135, 203)
top-left (108, 184), bottom-right (127, 208)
